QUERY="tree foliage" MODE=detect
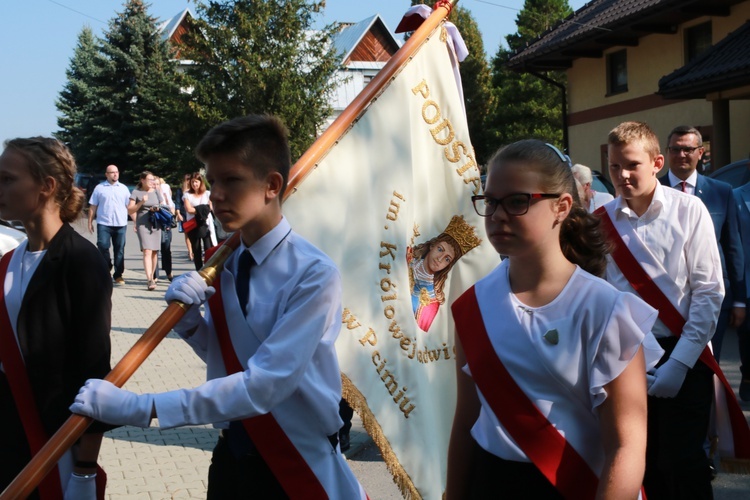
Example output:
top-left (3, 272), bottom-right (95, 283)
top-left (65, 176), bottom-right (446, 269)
top-left (486, 0), bottom-right (572, 149)
top-left (56, 0), bottom-right (187, 182)
top-left (179, 0), bottom-right (341, 160)
top-left (55, 26), bottom-right (101, 173)
top-left (408, 1), bottom-right (494, 164)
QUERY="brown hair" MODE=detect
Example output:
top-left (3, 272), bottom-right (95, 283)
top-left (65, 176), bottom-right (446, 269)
top-left (666, 125), bottom-right (703, 147)
top-left (195, 114), bottom-right (291, 198)
top-left (136, 170), bottom-right (156, 191)
top-left (608, 121), bottom-right (661, 160)
top-left (3, 137), bottom-right (84, 223)
top-left (411, 234), bottom-right (463, 304)
top-left (188, 172), bottom-right (207, 195)
top-left (487, 139), bottom-right (611, 277)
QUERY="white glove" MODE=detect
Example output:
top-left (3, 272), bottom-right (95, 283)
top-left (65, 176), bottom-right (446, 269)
top-left (647, 358), bottom-right (689, 398)
top-left (165, 271), bottom-right (215, 334)
top-left (69, 379), bottom-right (154, 428)
top-left (64, 472), bottom-right (96, 500)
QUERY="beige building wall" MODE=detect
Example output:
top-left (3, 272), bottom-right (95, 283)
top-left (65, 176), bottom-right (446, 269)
top-left (565, 1), bottom-right (750, 175)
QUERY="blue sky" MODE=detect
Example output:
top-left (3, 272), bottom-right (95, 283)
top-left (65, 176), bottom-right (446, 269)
top-left (0, 0), bottom-right (585, 144)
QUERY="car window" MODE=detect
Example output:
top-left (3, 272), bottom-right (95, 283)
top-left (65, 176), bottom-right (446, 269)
top-left (710, 161), bottom-right (750, 188)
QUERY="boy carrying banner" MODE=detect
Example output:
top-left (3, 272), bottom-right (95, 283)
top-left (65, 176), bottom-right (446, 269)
top-left (599, 121), bottom-right (726, 499)
top-left (70, 115), bottom-right (366, 499)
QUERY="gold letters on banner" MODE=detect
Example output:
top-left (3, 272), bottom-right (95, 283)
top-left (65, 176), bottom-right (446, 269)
top-left (411, 79), bottom-right (482, 195)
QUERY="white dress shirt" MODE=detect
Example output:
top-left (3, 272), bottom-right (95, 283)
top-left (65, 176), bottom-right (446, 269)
top-left (154, 216), bottom-right (344, 433)
top-left (589, 190), bottom-right (614, 212)
top-left (605, 181), bottom-right (724, 367)
top-left (667, 170), bottom-right (698, 195)
top-left (89, 181), bottom-right (131, 227)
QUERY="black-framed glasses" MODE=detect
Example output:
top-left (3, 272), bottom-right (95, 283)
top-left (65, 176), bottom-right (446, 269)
top-left (472, 193), bottom-right (561, 217)
top-left (545, 143), bottom-right (572, 168)
top-left (667, 146), bottom-right (701, 155)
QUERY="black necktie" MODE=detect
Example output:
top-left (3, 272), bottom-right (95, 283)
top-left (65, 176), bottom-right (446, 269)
top-left (236, 250), bottom-right (254, 315)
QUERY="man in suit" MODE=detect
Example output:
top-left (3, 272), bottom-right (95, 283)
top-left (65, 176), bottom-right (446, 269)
top-left (661, 126), bottom-right (745, 361)
top-left (732, 181), bottom-right (750, 400)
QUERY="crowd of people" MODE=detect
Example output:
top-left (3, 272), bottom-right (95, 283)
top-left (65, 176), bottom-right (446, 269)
top-left (1, 116), bottom-right (748, 499)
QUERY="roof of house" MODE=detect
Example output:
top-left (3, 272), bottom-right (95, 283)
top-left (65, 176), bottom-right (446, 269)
top-left (658, 20), bottom-right (750, 98)
top-left (506, 0), bottom-right (744, 71)
top-left (331, 14), bottom-right (400, 64)
top-left (158, 8), bottom-right (194, 42)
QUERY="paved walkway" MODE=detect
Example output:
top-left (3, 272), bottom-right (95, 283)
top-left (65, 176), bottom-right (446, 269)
top-left (72, 218), bottom-right (750, 498)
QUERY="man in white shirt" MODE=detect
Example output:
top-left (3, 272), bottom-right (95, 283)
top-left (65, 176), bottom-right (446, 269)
top-left (71, 115), bottom-right (366, 499)
top-left (603, 121), bottom-right (723, 499)
top-left (571, 163), bottom-right (614, 212)
top-left (87, 165), bottom-right (131, 284)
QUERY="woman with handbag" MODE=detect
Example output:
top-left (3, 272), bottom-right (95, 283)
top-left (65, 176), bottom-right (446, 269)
top-left (128, 171), bottom-right (162, 290)
top-left (154, 177), bottom-right (178, 282)
top-left (182, 172), bottom-right (213, 270)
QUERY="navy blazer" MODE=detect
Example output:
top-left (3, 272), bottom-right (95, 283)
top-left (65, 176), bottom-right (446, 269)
top-left (733, 183), bottom-right (750, 300)
top-left (661, 174), bottom-right (745, 307)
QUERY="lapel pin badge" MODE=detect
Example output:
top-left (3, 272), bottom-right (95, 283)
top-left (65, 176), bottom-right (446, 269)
top-left (543, 329), bottom-right (559, 345)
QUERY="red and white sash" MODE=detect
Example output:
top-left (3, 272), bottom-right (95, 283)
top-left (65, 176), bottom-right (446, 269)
top-left (0, 250), bottom-right (107, 499)
top-left (0, 250), bottom-right (63, 499)
top-left (207, 275), bottom-right (329, 499)
top-left (597, 208), bottom-right (750, 461)
top-left (452, 286), bottom-right (599, 500)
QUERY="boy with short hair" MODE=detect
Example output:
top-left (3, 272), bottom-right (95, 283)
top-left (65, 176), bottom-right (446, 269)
top-left (599, 121), bottom-right (723, 499)
top-left (71, 115), bottom-right (366, 498)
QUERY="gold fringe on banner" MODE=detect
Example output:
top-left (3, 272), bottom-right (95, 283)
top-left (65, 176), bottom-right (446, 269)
top-left (720, 458), bottom-right (750, 475)
top-left (341, 373), bottom-right (422, 499)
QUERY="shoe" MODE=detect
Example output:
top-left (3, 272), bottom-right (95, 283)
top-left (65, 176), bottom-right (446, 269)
top-left (339, 431), bottom-right (350, 453)
top-left (167, 274), bottom-right (174, 282)
top-left (114, 277), bottom-right (125, 285)
top-left (740, 379), bottom-right (750, 402)
top-left (147, 280), bottom-right (156, 291)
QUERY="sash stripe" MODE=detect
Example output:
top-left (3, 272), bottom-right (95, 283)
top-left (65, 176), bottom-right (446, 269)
top-left (452, 287), bottom-right (599, 500)
top-left (0, 251), bottom-right (63, 499)
top-left (598, 208), bottom-right (750, 458)
top-left (207, 275), bottom-right (329, 499)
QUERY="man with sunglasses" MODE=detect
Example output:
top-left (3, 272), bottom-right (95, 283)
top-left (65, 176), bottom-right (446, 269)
top-left (660, 126), bottom-right (745, 362)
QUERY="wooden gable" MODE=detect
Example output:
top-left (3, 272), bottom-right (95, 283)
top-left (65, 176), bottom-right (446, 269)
top-left (345, 21), bottom-right (399, 64)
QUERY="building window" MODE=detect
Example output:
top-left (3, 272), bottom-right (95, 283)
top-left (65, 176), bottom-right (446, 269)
top-left (685, 22), bottom-right (712, 62)
top-left (606, 50), bottom-right (627, 95)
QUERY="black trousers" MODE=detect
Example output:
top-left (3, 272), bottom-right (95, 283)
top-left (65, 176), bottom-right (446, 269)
top-left (187, 228), bottom-right (212, 271)
top-left (469, 442), bottom-right (563, 499)
top-left (737, 304), bottom-right (750, 379)
top-left (207, 434), bottom-right (288, 499)
top-left (644, 338), bottom-right (714, 500)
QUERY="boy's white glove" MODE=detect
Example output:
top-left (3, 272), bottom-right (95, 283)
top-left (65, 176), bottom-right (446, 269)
top-left (64, 472), bottom-right (96, 500)
top-left (69, 379), bottom-right (154, 428)
top-left (165, 271), bottom-right (215, 334)
top-left (647, 358), bottom-right (689, 398)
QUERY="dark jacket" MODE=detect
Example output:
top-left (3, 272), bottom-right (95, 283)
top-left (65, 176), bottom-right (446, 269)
top-left (2, 223), bottom-right (113, 452)
top-left (660, 174), bottom-right (745, 307)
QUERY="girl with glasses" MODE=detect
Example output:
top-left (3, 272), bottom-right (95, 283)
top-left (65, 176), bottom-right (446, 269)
top-left (447, 139), bottom-right (662, 499)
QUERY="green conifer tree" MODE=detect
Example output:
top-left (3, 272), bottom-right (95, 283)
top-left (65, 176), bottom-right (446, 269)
top-left (55, 26), bottom-right (102, 172)
top-left (56, 0), bottom-right (186, 182)
top-left (179, 0), bottom-right (340, 160)
top-left (486, 0), bottom-right (572, 149)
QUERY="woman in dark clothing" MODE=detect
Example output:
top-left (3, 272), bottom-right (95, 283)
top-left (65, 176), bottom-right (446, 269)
top-left (0, 137), bottom-right (112, 499)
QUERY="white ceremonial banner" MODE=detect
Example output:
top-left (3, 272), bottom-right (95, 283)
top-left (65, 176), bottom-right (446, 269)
top-left (284, 23), bottom-right (498, 499)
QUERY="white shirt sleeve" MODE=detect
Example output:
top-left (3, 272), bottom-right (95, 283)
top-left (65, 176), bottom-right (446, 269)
top-left (153, 263), bottom-right (341, 428)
